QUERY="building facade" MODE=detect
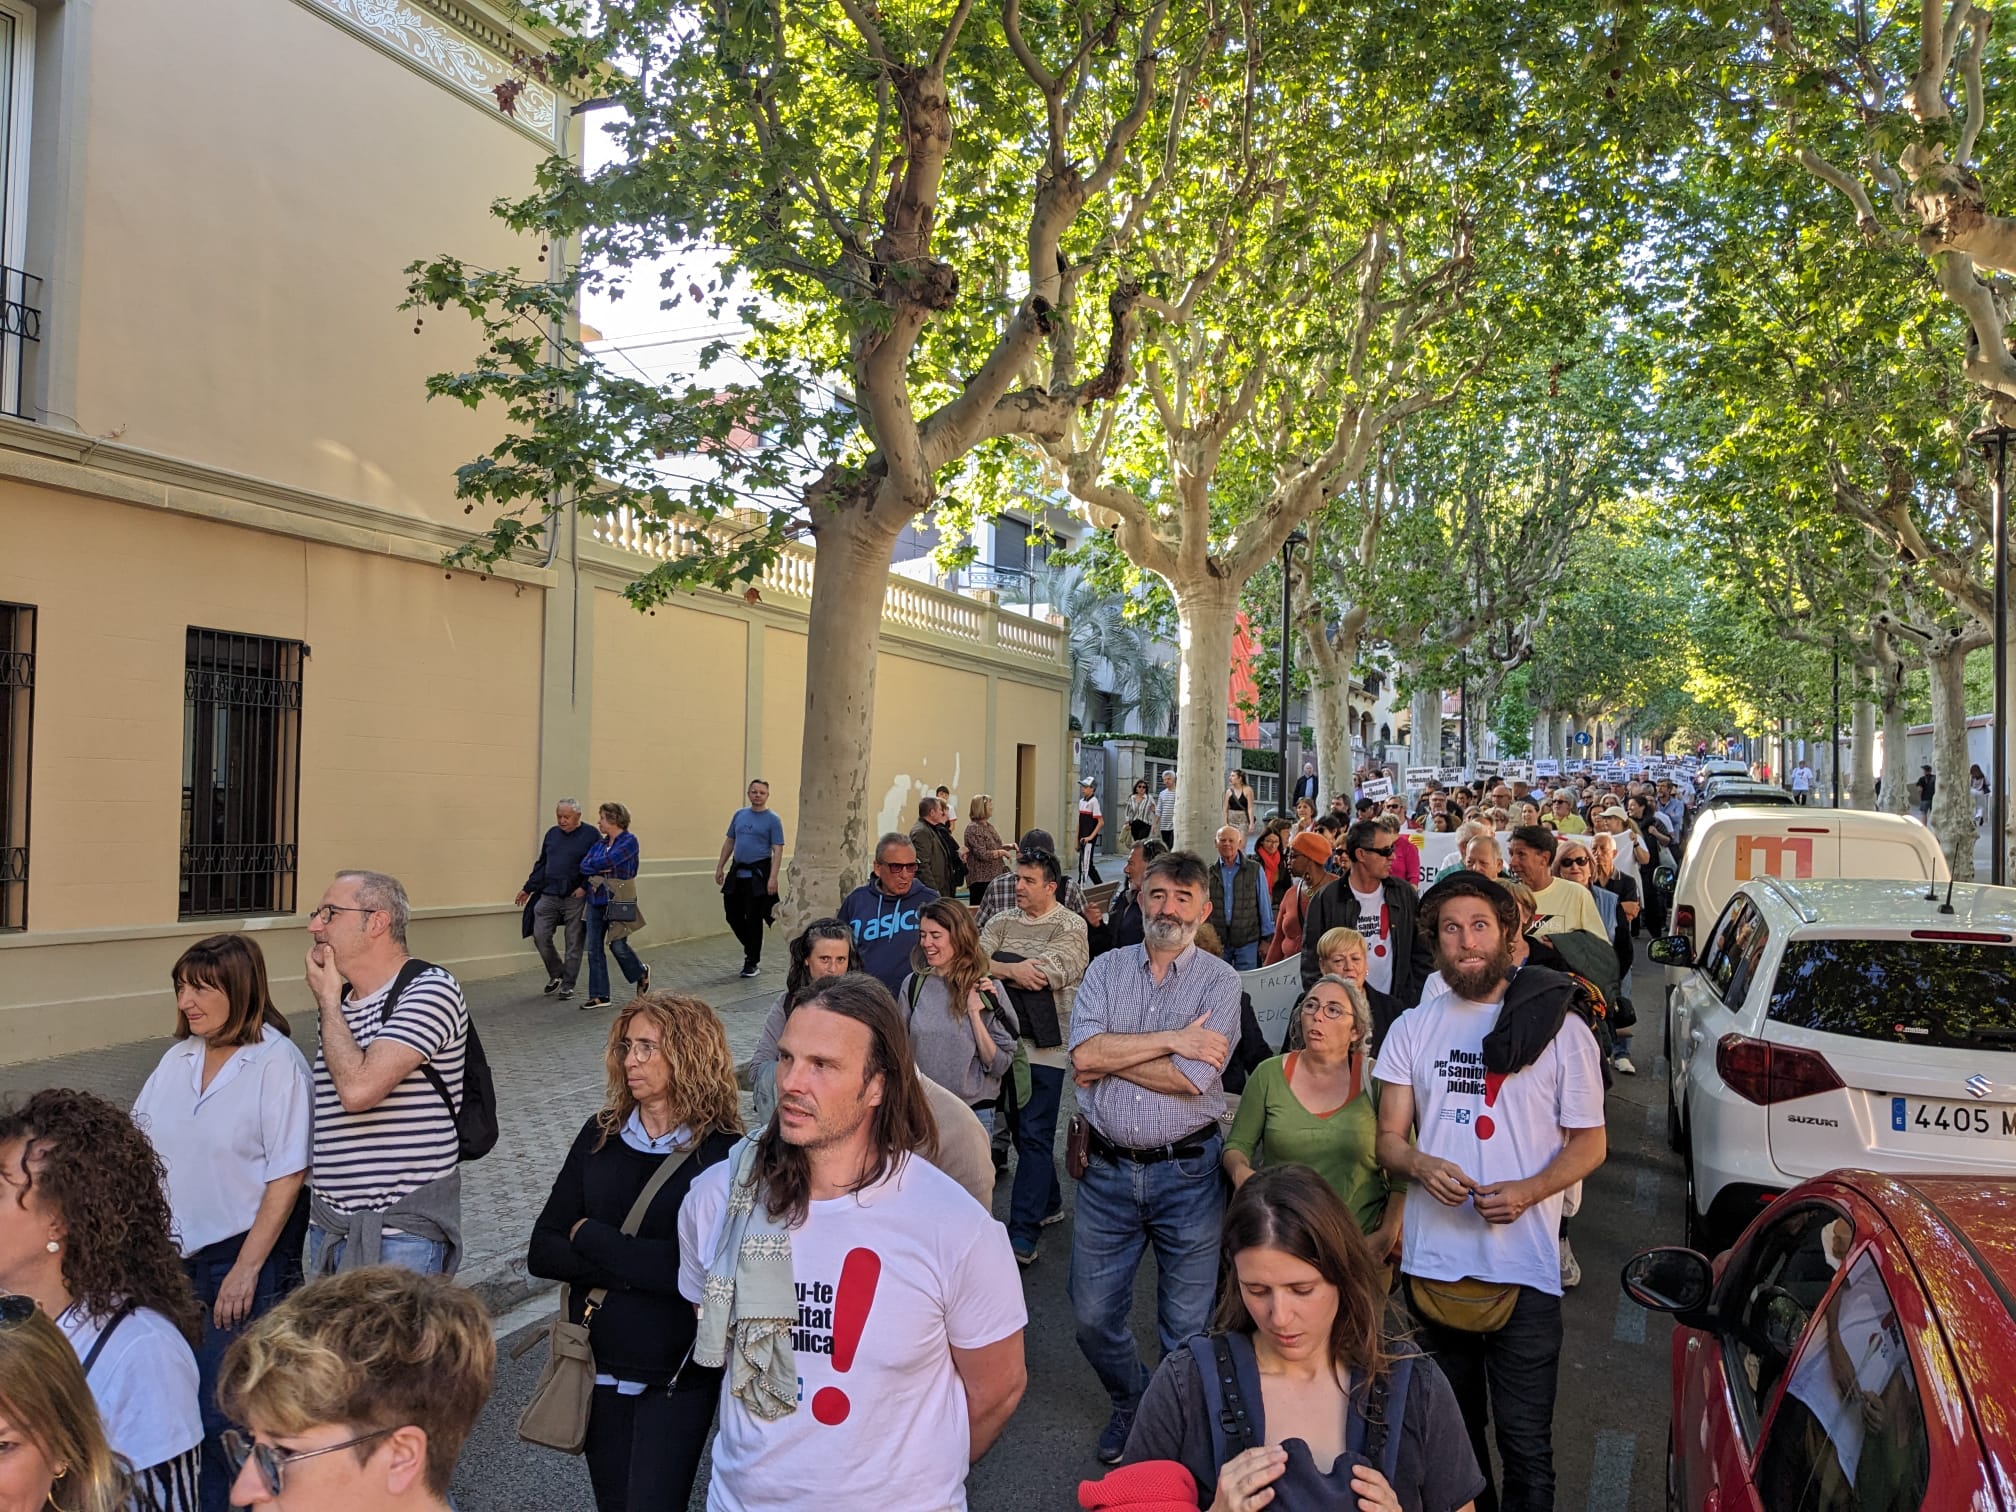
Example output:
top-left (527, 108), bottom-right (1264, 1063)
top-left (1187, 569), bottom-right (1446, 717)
top-left (0, 0), bottom-right (1070, 1062)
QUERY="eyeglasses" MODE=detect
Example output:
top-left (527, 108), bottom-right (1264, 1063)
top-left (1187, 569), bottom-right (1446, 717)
top-left (0, 1293), bottom-right (34, 1328)
top-left (1300, 999), bottom-right (1355, 1022)
top-left (308, 904), bottom-right (377, 925)
top-left (222, 1427), bottom-right (397, 1497)
top-left (878, 860), bottom-right (920, 873)
top-left (617, 1038), bottom-right (661, 1062)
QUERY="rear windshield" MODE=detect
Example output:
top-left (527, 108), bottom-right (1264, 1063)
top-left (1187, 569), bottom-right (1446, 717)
top-left (1769, 938), bottom-right (2016, 1049)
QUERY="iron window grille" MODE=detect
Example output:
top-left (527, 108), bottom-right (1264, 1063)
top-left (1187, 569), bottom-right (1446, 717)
top-left (0, 265), bottom-right (36, 419)
top-left (181, 629), bottom-right (303, 920)
top-left (0, 602), bottom-right (30, 930)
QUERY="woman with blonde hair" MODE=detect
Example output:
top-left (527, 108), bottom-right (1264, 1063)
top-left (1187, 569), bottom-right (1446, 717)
top-left (1223, 977), bottom-right (1402, 1264)
top-left (900, 900), bottom-right (1016, 1134)
top-left (528, 994), bottom-right (744, 1512)
top-left (960, 795), bottom-right (1014, 907)
top-left (0, 1300), bottom-right (129, 1512)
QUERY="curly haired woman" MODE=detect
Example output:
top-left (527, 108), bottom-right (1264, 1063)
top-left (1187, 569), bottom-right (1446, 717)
top-left (0, 1089), bottom-right (205, 1511)
top-left (528, 993), bottom-right (744, 1512)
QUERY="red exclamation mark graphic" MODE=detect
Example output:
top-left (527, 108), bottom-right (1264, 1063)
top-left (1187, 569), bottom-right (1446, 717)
top-left (810, 1247), bottom-right (881, 1425)
top-left (1477, 1072), bottom-right (1506, 1141)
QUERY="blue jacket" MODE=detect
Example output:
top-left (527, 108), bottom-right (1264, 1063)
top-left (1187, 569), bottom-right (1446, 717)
top-left (839, 879), bottom-right (941, 993)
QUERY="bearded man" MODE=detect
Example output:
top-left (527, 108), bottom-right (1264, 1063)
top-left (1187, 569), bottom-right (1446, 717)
top-left (1372, 873), bottom-right (1608, 1512)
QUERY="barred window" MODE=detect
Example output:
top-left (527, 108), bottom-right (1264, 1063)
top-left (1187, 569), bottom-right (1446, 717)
top-left (0, 602), bottom-right (30, 931)
top-left (181, 629), bottom-right (302, 920)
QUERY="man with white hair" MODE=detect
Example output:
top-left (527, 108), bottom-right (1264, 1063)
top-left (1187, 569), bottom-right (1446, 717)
top-left (304, 869), bottom-right (472, 1276)
top-left (515, 798), bottom-right (596, 1000)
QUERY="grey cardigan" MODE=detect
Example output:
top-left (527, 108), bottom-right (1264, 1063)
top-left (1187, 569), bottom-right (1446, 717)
top-left (899, 972), bottom-right (1017, 1104)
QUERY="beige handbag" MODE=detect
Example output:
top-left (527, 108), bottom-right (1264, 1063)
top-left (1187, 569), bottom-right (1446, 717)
top-left (515, 1146), bottom-right (693, 1452)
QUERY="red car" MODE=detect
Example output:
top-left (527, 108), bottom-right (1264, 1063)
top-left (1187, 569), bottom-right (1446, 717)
top-left (1621, 1170), bottom-right (2016, 1512)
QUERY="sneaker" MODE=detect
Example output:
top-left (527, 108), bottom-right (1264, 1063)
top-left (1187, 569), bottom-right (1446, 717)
top-left (557, 986), bottom-right (574, 1001)
top-left (1011, 1239), bottom-right (1038, 1268)
top-left (634, 968), bottom-right (651, 997)
top-left (581, 996), bottom-right (611, 1011)
top-left (1559, 1237), bottom-right (1582, 1290)
top-left (1613, 1054), bottom-right (1637, 1076)
top-left (1095, 1408), bottom-right (1136, 1465)
top-left (739, 963), bottom-right (762, 979)
top-left (543, 978), bottom-right (562, 996)
top-left (1041, 1206), bottom-right (1067, 1228)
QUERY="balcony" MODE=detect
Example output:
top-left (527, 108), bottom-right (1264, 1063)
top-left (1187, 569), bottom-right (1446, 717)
top-left (0, 265), bottom-right (38, 419)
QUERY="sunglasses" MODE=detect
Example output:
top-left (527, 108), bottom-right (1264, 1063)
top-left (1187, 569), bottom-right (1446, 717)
top-left (0, 1293), bottom-right (33, 1327)
top-left (1559, 856), bottom-right (1591, 869)
top-left (1361, 845), bottom-right (1397, 859)
top-left (879, 860), bottom-right (920, 873)
top-left (1017, 849), bottom-right (1059, 868)
top-left (222, 1426), bottom-right (397, 1498)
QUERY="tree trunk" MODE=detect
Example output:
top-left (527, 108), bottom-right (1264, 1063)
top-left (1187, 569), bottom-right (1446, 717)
top-left (1409, 679), bottom-right (1442, 767)
top-left (1172, 579), bottom-right (1242, 852)
top-left (1471, 686), bottom-right (1493, 762)
top-left (1295, 587), bottom-right (1364, 807)
top-left (1848, 691), bottom-right (1878, 810)
top-left (1875, 634), bottom-right (1910, 817)
top-left (781, 503), bottom-right (908, 931)
top-left (1532, 708), bottom-right (1555, 761)
top-left (1556, 711), bottom-right (1574, 763)
top-left (1927, 637), bottom-right (1978, 880)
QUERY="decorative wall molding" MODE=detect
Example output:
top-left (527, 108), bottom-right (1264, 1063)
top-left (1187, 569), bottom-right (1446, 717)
top-left (295, 0), bottom-right (562, 146)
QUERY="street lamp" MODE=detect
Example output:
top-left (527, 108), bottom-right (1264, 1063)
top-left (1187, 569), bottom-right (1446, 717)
top-left (1277, 530), bottom-right (1308, 818)
top-left (1971, 421), bottom-right (2012, 885)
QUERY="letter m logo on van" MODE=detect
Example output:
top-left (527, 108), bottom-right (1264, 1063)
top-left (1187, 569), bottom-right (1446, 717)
top-left (1735, 834), bottom-right (1814, 881)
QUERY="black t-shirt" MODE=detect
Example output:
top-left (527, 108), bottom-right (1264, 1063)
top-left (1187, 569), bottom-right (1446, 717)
top-left (1917, 772), bottom-right (1937, 802)
top-left (1121, 1339), bottom-right (1485, 1512)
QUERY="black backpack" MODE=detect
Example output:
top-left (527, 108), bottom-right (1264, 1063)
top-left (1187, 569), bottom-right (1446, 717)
top-left (350, 958), bottom-right (499, 1161)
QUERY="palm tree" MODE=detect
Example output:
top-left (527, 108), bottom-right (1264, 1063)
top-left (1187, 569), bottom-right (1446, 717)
top-left (1038, 566), bottom-right (1173, 733)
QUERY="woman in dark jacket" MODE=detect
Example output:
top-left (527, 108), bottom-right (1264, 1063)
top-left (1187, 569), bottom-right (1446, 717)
top-left (529, 992), bottom-right (744, 1512)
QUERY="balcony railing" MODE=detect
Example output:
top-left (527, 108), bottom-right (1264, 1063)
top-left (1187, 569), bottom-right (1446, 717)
top-left (592, 506), bottom-right (1068, 667)
top-left (0, 266), bottom-right (38, 420)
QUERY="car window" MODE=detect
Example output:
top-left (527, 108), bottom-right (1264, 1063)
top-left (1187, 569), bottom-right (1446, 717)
top-left (1701, 897), bottom-right (1756, 1000)
top-left (1754, 1251), bottom-right (1930, 1512)
top-left (1725, 912), bottom-right (1771, 1008)
top-left (1717, 1203), bottom-right (1852, 1441)
top-left (1769, 938), bottom-right (2016, 1050)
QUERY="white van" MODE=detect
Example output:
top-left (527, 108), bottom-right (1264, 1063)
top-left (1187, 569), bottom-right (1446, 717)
top-left (1656, 806), bottom-right (1949, 999)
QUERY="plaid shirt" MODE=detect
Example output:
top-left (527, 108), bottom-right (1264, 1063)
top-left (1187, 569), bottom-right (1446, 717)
top-left (1068, 942), bottom-right (1242, 1147)
top-left (975, 871), bottom-right (1087, 927)
top-left (582, 830), bottom-right (640, 891)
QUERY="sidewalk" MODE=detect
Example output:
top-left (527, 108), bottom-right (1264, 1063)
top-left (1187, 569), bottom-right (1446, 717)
top-left (0, 929), bottom-right (785, 1311)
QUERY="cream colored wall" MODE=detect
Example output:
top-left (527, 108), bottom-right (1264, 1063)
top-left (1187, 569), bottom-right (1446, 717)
top-left (997, 678), bottom-right (1066, 841)
top-left (869, 651), bottom-right (989, 840)
top-left (0, 479), bottom-right (543, 1056)
top-left (67, 0), bottom-right (545, 527)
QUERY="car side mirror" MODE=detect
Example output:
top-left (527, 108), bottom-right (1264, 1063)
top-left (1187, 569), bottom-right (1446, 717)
top-left (1652, 865), bottom-right (1677, 894)
top-left (1647, 935), bottom-right (1694, 968)
top-left (1621, 1246), bottom-right (1714, 1322)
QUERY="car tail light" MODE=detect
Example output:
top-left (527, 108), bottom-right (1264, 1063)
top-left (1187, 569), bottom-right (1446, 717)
top-left (1676, 905), bottom-right (1695, 950)
top-left (1910, 930), bottom-right (2014, 943)
top-left (1716, 1034), bottom-right (1845, 1105)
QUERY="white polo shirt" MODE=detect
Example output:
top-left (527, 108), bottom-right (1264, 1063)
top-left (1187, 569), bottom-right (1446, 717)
top-left (131, 1024), bottom-right (313, 1255)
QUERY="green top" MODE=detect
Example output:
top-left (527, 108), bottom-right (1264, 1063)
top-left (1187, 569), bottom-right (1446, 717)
top-left (1226, 1054), bottom-right (1399, 1236)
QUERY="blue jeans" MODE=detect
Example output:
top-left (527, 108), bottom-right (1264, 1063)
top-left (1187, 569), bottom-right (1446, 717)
top-left (1409, 1281), bottom-right (1563, 1512)
top-left (305, 1225), bottom-right (450, 1276)
top-left (1007, 1063), bottom-right (1064, 1248)
top-left (1223, 941), bottom-right (1258, 970)
top-left (972, 1105), bottom-right (996, 1138)
top-left (185, 1236), bottom-right (285, 1512)
top-left (586, 903), bottom-right (645, 1001)
top-left (1069, 1129), bottom-right (1225, 1411)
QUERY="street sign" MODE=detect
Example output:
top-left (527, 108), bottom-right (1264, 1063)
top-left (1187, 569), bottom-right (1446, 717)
top-left (1574, 731), bottom-right (1592, 746)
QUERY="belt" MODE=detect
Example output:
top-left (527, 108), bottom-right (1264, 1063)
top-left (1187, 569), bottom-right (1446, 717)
top-left (1087, 1125), bottom-right (1216, 1166)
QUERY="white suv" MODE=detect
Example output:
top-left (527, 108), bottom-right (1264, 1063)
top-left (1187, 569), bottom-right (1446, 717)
top-left (1653, 875), bottom-right (2016, 1254)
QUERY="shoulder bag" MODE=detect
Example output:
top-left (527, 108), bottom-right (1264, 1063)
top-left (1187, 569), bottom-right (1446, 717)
top-left (516, 1146), bottom-right (694, 1452)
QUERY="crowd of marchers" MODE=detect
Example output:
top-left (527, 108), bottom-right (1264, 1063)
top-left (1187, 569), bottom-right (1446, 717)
top-left (0, 763), bottom-right (1711, 1512)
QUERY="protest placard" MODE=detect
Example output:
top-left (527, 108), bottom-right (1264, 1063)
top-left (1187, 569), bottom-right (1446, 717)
top-left (1361, 776), bottom-right (1392, 801)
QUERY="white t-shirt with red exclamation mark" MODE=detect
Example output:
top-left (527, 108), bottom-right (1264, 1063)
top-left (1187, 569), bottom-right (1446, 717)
top-left (1372, 985), bottom-right (1607, 1297)
top-left (678, 1149), bottom-right (1027, 1512)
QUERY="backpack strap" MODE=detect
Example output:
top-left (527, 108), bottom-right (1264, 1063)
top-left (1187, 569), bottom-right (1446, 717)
top-left (1187, 1333), bottom-right (1261, 1474)
top-left (1361, 1354), bottom-right (1411, 1484)
top-left (342, 958), bottom-right (460, 1124)
top-left (79, 1301), bottom-right (138, 1378)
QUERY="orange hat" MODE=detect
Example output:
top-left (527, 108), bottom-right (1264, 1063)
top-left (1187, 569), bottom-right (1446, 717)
top-left (1289, 830), bottom-right (1335, 866)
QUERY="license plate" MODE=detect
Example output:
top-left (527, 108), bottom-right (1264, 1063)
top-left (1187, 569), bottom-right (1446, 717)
top-left (1892, 1096), bottom-right (2016, 1138)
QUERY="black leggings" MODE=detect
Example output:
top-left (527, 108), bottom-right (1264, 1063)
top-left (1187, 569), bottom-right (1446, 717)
top-left (583, 1379), bottom-right (719, 1512)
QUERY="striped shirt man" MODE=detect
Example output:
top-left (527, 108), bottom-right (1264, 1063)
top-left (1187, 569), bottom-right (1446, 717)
top-left (312, 964), bottom-right (468, 1213)
top-left (1068, 941), bottom-right (1242, 1147)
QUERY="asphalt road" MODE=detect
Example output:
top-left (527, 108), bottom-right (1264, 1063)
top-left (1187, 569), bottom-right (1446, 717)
top-left (453, 963), bottom-right (1686, 1512)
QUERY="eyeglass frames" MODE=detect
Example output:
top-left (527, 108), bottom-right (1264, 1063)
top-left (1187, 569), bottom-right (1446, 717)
top-left (308, 903), bottom-right (377, 925)
top-left (616, 1038), bottom-right (661, 1062)
top-left (1299, 998), bottom-right (1355, 1022)
top-left (222, 1426), bottom-right (397, 1498)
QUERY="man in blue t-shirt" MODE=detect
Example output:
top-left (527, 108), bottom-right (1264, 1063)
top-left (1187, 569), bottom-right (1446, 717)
top-left (716, 778), bottom-right (787, 978)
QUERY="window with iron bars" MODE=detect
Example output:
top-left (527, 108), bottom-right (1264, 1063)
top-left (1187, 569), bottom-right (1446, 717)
top-left (0, 602), bottom-right (30, 931)
top-left (181, 629), bottom-right (303, 920)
